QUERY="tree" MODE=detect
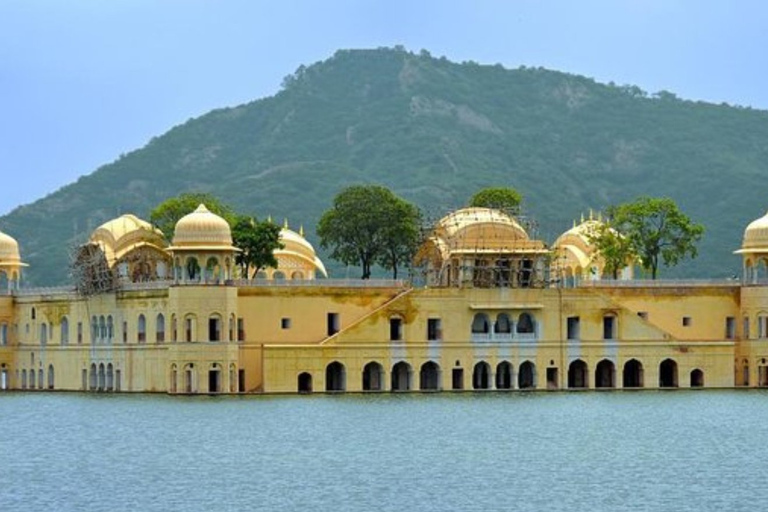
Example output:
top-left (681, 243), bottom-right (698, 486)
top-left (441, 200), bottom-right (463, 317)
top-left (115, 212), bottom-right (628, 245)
top-left (317, 185), bottom-right (420, 279)
top-left (232, 216), bottom-right (283, 278)
top-left (377, 198), bottom-right (422, 279)
top-left (585, 221), bottom-right (636, 280)
top-left (607, 197), bottom-right (704, 279)
top-left (468, 187), bottom-right (523, 213)
top-left (149, 193), bottom-right (235, 240)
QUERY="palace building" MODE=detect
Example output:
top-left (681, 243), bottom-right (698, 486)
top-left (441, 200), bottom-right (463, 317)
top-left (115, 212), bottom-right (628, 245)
top-left (1, 204), bottom-right (767, 394)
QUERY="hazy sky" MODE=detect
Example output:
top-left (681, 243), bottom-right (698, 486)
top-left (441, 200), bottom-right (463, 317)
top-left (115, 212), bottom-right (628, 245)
top-left (1, 0), bottom-right (766, 215)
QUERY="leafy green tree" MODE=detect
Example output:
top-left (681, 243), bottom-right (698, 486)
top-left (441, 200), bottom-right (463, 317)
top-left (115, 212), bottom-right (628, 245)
top-left (585, 221), bottom-right (636, 279)
top-left (377, 198), bottom-right (422, 279)
top-left (607, 197), bottom-right (704, 279)
top-left (317, 185), bottom-right (420, 279)
top-left (231, 216), bottom-right (283, 277)
top-left (468, 187), bottom-right (523, 213)
top-left (149, 193), bottom-right (235, 240)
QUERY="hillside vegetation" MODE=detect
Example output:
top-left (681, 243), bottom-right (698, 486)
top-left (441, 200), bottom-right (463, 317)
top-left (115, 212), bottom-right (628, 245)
top-left (3, 47), bottom-right (768, 285)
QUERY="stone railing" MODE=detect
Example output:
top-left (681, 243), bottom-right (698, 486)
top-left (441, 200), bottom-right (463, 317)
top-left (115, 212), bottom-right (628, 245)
top-left (578, 279), bottom-right (737, 288)
top-left (471, 331), bottom-right (537, 343)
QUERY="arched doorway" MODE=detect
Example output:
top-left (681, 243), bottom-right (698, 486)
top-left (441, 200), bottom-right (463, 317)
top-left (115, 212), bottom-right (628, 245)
top-left (98, 363), bottom-right (106, 391)
top-left (659, 359), bottom-right (678, 388)
top-left (420, 361), bottom-right (441, 391)
top-left (325, 361), bottom-right (346, 391)
top-left (622, 359), bottom-right (644, 388)
top-left (473, 361), bottom-right (491, 390)
top-left (391, 361), bottom-right (412, 391)
top-left (568, 359), bottom-right (588, 389)
top-left (298, 372), bottom-right (312, 393)
top-left (518, 361), bottom-right (536, 389)
top-left (47, 364), bottom-right (54, 390)
top-left (208, 363), bottom-right (221, 393)
top-left (362, 362), bottom-right (384, 391)
top-left (595, 359), bottom-right (615, 388)
top-left (106, 364), bottom-right (114, 391)
top-left (89, 363), bottom-right (97, 391)
top-left (496, 361), bottom-right (513, 390)
top-left (690, 369), bottom-right (704, 388)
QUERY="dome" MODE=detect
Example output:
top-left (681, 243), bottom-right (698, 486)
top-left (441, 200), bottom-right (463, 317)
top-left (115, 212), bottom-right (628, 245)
top-left (170, 204), bottom-right (235, 250)
top-left (738, 211), bottom-right (768, 253)
top-left (89, 214), bottom-right (167, 265)
top-left (275, 227), bottom-right (328, 277)
top-left (0, 229), bottom-right (22, 263)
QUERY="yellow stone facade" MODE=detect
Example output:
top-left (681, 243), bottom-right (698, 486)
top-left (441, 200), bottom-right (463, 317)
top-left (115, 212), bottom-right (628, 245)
top-left (0, 206), bottom-right (764, 394)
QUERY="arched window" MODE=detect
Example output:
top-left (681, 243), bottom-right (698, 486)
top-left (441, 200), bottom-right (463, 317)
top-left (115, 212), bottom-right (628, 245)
top-left (29, 367), bottom-right (36, 388)
top-left (171, 314), bottom-right (178, 342)
top-left (291, 271), bottom-right (304, 280)
top-left (186, 257), bottom-right (200, 281)
top-left (623, 359), bottom-right (644, 388)
top-left (60, 317), bottom-right (69, 345)
top-left (595, 359), bottom-right (615, 388)
top-left (495, 314), bottom-right (512, 334)
top-left (91, 316), bottom-right (98, 343)
top-left (205, 257), bottom-right (219, 282)
top-left (137, 314), bottom-right (146, 343)
top-left (391, 362), bottom-right (412, 391)
top-left (298, 372), bottom-right (312, 393)
top-left (47, 364), bottom-right (54, 390)
top-left (472, 361), bottom-right (491, 389)
top-left (107, 316), bottom-right (114, 342)
top-left (471, 313), bottom-right (490, 334)
top-left (22, 369), bottom-right (28, 389)
top-left (156, 313), bottom-right (165, 343)
top-left (98, 363), bottom-right (106, 391)
top-left (496, 361), bottom-right (513, 390)
top-left (106, 363), bottom-right (114, 391)
top-left (690, 369), bottom-right (704, 388)
top-left (170, 364), bottom-right (178, 393)
top-left (273, 271), bottom-right (286, 280)
top-left (184, 363), bottom-right (195, 393)
top-left (99, 315), bottom-right (106, 340)
top-left (325, 361), bottom-right (346, 391)
top-left (362, 362), bottom-right (384, 391)
top-left (518, 361), bottom-right (536, 389)
top-left (517, 313), bottom-right (535, 334)
top-left (89, 363), bottom-right (97, 391)
top-left (568, 359), bottom-right (589, 389)
top-left (0, 323), bottom-right (7, 345)
top-left (39, 323), bottom-right (48, 345)
top-left (659, 359), bottom-right (678, 388)
top-left (419, 361), bottom-right (441, 391)
top-left (185, 315), bottom-right (195, 342)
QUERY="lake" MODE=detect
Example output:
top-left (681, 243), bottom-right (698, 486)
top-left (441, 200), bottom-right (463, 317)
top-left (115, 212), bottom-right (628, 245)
top-left (0, 390), bottom-right (765, 511)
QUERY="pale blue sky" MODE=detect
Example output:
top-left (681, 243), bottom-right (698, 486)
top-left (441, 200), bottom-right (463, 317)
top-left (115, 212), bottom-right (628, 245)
top-left (1, 0), bottom-right (766, 215)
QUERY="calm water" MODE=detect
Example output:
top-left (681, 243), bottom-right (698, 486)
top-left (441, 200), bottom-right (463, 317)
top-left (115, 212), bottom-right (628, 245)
top-left (1, 390), bottom-right (766, 511)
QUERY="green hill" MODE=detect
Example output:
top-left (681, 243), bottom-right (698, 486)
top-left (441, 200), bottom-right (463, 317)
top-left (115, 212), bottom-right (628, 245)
top-left (4, 47), bottom-right (768, 285)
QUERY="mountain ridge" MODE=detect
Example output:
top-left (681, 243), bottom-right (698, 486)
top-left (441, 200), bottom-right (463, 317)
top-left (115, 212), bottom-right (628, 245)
top-left (3, 47), bottom-right (767, 285)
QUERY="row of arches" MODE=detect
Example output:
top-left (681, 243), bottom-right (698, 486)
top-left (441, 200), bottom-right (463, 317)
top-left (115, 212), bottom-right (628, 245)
top-left (28, 312), bottom-right (243, 346)
top-left (84, 362), bottom-right (121, 392)
top-left (471, 312), bottom-right (536, 339)
top-left (298, 358), bottom-right (702, 392)
top-left (299, 360), bottom-right (540, 393)
top-left (169, 362), bottom-right (239, 393)
top-left (174, 256), bottom-right (233, 283)
top-left (18, 365), bottom-right (55, 390)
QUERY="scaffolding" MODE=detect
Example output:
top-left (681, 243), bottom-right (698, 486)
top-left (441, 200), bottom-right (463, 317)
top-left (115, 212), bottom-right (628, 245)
top-left (414, 206), bottom-right (552, 289)
top-left (69, 243), bottom-right (117, 296)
